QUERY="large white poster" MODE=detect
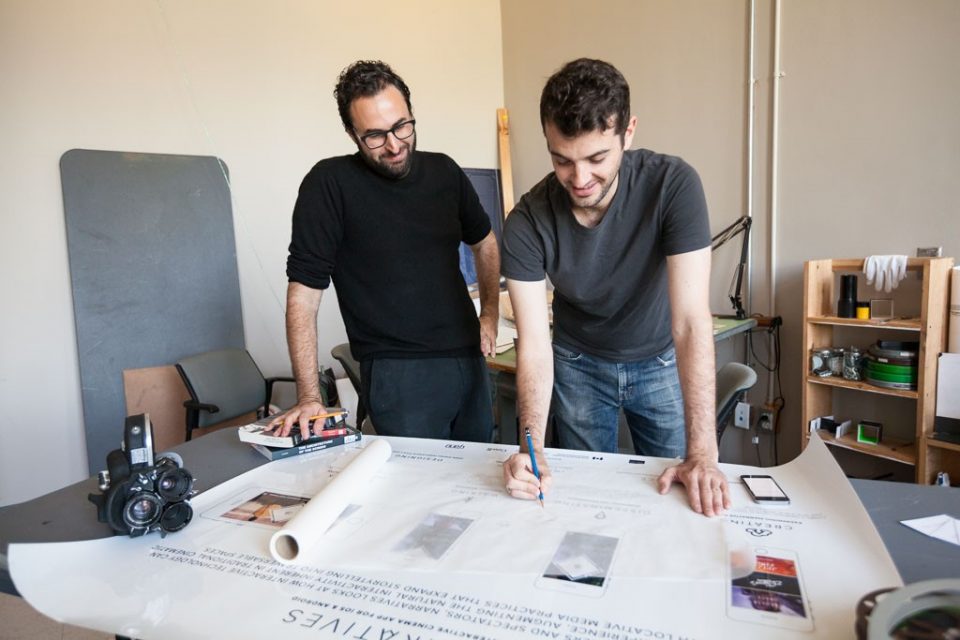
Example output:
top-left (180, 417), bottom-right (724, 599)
top-left (10, 434), bottom-right (900, 639)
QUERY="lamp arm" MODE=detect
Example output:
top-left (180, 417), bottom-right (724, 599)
top-left (711, 215), bottom-right (751, 250)
top-left (710, 216), bottom-right (752, 319)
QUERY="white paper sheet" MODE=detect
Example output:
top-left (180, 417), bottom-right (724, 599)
top-left (901, 514), bottom-right (960, 546)
top-left (937, 353), bottom-right (960, 420)
top-left (10, 434), bottom-right (901, 639)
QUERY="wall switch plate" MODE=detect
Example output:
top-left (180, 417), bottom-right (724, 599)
top-left (734, 402), bottom-right (751, 429)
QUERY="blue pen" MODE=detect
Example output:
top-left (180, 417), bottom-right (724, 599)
top-left (524, 429), bottom-right (545, 507)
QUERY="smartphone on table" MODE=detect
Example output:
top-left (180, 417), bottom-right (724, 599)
top-left (741, 475), bottom-right (790, 505)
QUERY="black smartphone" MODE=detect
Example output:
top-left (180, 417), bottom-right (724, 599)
top-left (741, 475), bottom-right (790, 505)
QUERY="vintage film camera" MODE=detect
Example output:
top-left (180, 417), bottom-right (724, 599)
top-left (88, 414), bottom-right (196, 537)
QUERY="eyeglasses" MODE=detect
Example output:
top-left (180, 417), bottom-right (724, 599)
top-left (356, 119), bottom-right (416, 149)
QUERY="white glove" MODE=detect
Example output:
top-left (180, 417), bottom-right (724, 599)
top-left (864, 255), bottom-right (887, 291)
top-left (877, 255), bottom-right (891, 292)
top-left (887, 255), bottom-right (907, 291)
top-left (864, 256), bottom-right (878, 288)
top-left (864, 255), bottom-right (908, 293)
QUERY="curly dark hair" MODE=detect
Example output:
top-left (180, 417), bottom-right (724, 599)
top-left (540, 58), bottom-right (630, 137)
top-left (334, 60), bottom-right (412, 133)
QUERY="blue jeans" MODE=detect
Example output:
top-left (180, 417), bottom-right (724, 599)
top-left (552, 343), bottom-right (686, 458)
top-left (360, 355), bottom-right (494, 442)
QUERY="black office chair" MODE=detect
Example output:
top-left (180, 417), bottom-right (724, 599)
top-left (716, 361), bottom-right (758, 443)
top-left (175, 348), bottom-right (294, 441)
top-left (330, 343), bottom-right (368, 430)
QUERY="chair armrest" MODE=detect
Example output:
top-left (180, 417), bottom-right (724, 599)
top-left (183, 400), bottom-right (220, 414)
top-left (263, 377), bottom-right (297, 416)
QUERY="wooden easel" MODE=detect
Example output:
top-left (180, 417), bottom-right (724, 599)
top-left (496, 107), bottom-right (515, 216)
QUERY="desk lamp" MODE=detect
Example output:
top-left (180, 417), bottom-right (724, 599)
top-left (711, 215), bottom-right (752, 320)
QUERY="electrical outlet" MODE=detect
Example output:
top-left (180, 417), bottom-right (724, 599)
top-left (760, 402), bottom-right (780, 432)
top-left (759, 411), bottom-right (774, 431)
top-left (734, 401), bottom-right (751, 429)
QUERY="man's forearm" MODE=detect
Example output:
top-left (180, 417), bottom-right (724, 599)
top-left (506, 279), bottom-right (553, 448)
top-left (285, 282), bottom-right (324, 403)
top-left (673, 314), bottom-right (717, 460)
top-left (517, 339), bottom-right (553, 449)
top-left (471, 232), bottom-right (500, 319)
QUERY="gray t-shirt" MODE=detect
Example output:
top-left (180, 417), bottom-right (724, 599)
top-left (501, 149), bottom-right (710, 361)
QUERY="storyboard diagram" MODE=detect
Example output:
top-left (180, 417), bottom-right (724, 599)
top-left (10, 433), bottom-right (901, 640)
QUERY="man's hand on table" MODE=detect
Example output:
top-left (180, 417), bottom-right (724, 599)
top-left (657, 456), bottom-right (731, 517)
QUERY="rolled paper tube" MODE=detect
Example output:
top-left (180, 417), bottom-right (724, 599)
top-left (269, 438), bottom-right (392, 565)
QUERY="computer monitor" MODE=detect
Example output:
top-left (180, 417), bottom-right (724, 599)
top-left (459, 168), bottom-right (504, 288)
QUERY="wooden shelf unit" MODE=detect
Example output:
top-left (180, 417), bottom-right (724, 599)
top-left (805, 374), bottom-right (919, 399)
top-left (811, 429), bottom-right (916, 465)
top-left (801, 257), bottom-right (954, 484)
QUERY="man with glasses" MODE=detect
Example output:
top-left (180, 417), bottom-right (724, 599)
top-left (272, 60), bottom-right (499, 443)
top-left (500, 59), bottom-right (729, 517)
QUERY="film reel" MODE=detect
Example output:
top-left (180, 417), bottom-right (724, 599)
top-left (856, 579), bottom-right (960, 640)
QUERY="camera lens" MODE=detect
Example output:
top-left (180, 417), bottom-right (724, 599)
top-left (160, 501), bottom-right (193, 533)
top-left (156, 467), bottom-right (194, 502)
top-left (122, 492), bottom-right (163, 529)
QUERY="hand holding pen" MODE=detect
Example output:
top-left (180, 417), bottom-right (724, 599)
top-left (525, 429), bottom-right (545, 507)
top-left (502, 427), bottom-right (552, 503)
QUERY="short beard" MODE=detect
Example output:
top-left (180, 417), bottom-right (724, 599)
top-left (570, 171), bottom-right (619, 210)
top-left (360, 138), bottom-right (415, 179)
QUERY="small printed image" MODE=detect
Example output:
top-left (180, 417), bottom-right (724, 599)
top-left (542, 532), bottom-right (618, 587)
top-left (731, 554), bottom-right (808, 617)
top-left (554, 554), bottom-right (601, 581)
top-left (219, 491), bottom-right (309, 528)
top-left (392, 513), bottom-right (474, 560)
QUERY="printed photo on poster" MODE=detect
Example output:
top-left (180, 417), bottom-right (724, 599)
top-left (535, 531), bottom-right (619, 598)
top-left (392, 513), bottom-right (475, 561)
top-left (728, 547), bottom-right (814, 631)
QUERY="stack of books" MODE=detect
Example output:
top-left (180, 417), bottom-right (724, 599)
top-left (238, 409), bottom-right (361, 460)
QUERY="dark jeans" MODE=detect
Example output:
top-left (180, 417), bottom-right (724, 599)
top-left (552, 343), bottom-right (686, 458)
top-left (360, 355), bottom-right (494, 442)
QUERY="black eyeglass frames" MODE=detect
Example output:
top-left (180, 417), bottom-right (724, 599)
top-left (357, 119), bottom-right (416, 149)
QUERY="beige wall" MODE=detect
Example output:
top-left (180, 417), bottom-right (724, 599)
top-left (502, 0), bottom-right (960, 465)
top-left (775, 0), bottom-right (960, 461)
top-left (501, 0), bottom-right (757, 315)
top-left (0, 0), bottom-right (504, 505)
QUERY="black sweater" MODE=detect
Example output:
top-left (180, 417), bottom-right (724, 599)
top-left (287, 151), bottom-right (491, 361)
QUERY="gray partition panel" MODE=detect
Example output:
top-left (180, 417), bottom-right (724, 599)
top-left (60, 149), bottom-right (245, 472)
